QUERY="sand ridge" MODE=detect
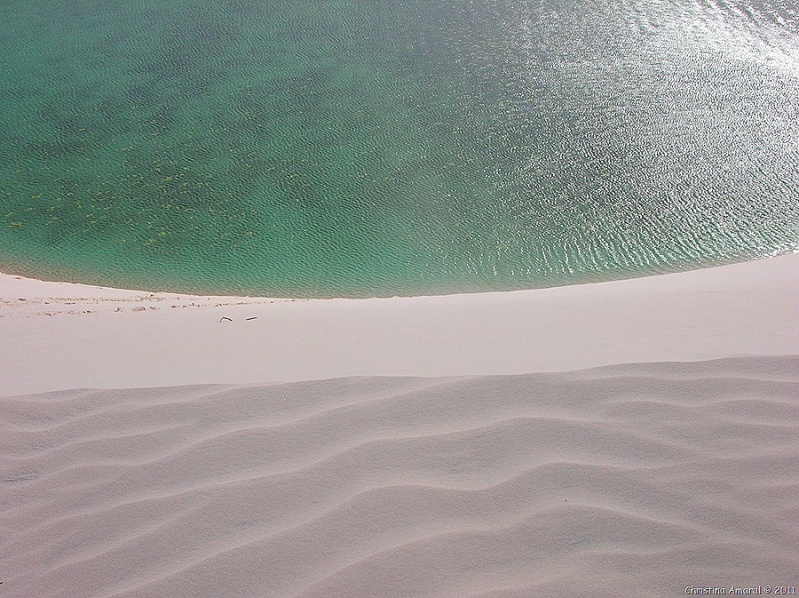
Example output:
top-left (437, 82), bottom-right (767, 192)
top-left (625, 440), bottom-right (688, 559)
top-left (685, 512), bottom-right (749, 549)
top-left (2, 253), bottom-right (798, 396)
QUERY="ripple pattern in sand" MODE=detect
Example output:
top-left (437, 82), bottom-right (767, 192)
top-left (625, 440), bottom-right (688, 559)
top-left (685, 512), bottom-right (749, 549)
top-left (1, 357), bottom-right (798, 597)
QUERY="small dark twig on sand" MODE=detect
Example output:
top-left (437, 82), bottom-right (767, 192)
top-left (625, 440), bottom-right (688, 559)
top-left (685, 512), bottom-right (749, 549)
top-left (246, 317), bottom-right (257, 321)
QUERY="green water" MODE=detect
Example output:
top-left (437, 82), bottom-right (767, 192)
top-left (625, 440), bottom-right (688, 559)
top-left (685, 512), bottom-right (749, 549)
top-left (2, 0), bottom-right (798, 297)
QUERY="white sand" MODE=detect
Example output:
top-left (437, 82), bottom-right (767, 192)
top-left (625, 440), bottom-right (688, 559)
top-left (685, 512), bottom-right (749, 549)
top-left (1, 255), bottom-right (798, 597)
top-left (1, 359), bottom-right (797, 597)
top-left (1, 253), bottom-right (798, 397)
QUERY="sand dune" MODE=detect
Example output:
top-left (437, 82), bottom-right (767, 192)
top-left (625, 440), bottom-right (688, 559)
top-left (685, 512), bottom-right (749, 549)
top-left (2, 255), bottom-right (797, 595)
top-left (2, 356), bottom-right (797, 597)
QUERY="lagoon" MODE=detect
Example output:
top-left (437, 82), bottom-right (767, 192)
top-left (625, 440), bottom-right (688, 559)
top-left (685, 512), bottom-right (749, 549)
top-left (1, 0), bottom-right (797, 297)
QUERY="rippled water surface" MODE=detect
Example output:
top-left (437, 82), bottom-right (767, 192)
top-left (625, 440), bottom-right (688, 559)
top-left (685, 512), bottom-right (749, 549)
top-left (1, 0), bottom-right (798, 296)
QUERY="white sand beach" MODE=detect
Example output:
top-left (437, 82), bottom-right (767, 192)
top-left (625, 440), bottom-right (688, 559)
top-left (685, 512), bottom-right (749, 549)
top-left (2, 253), bottom-right (798, 396)
top-left (1, 255), bottom-right (798, 597)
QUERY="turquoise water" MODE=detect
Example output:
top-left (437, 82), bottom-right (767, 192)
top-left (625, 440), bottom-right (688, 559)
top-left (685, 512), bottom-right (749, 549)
top-left (1, 0), bottom-right (798, 297)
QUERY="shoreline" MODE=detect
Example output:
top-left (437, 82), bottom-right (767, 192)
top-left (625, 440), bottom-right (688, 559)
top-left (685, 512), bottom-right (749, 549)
top-left (0, 268), bottom-right (282, 318)
top-left (1, 250), bottom-right (792, 303)
top-left (2, 252), bottom-right (798, 396)
top-left (0, 250), bottom-right (794, 304)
